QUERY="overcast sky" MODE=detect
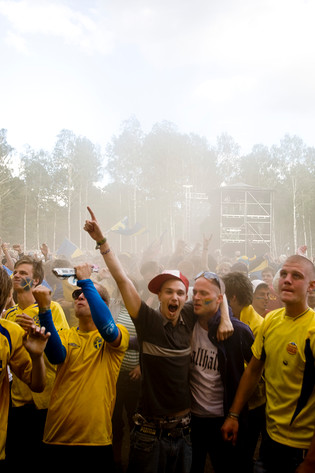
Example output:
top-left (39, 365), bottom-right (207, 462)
top-left (1, 0), bottom-right (315, 156)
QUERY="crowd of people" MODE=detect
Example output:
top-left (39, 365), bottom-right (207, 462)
top-left (0, 208), bottom-right (315, 473)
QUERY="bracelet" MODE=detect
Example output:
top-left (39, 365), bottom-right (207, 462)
top-left (95, 237), bottom-right (107, 249)
top-left (227, 412), bottom-right (239, 420)
top-left (100, 248), bottom-right (111, 256)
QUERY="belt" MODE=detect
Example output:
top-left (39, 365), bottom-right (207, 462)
top-left (134, 423), bottom-right (191, 439)
top-left (133, 412), bottom-right (191, 429)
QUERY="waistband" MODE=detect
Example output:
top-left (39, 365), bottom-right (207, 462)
top-left (134, 423), bottom-right (191, 439)
top-left (133, 412), bottom-right (191, 429)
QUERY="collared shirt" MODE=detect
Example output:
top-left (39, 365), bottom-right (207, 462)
top-left (134, 301), bottom-right (195, 417)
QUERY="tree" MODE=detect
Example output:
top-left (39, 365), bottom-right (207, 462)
top-left (52, 130), bottom-right (103, 247)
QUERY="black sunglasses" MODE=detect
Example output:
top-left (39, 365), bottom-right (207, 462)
top-left (72, 289), bottom-right (84, 300)
top-left (71, 288), bottom-right (109, 306)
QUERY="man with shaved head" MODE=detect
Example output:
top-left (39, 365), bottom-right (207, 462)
top-left (222, 255), bottom-right (315, 473)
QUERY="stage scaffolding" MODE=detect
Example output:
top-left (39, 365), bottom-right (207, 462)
top-left (219, 184), bottom-right (274, 256)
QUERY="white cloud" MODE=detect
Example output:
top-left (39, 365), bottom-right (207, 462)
top-left (5, 29), bottom-right (28, 54)
top-left (1, 0), bottom-right (315, 155)
top-left (0, 0), bottom-right (114, 54)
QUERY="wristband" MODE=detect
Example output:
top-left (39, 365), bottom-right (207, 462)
top-left (100, 248), bottom-right (111, 256)
top-left (95, 237), bottom-right (107, 249)
top-left (227, 412), bottom-right (239, 420)
top-left (38, 307), bottom-right (51, 313)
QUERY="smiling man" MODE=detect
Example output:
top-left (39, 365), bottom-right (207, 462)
top-left (83, 207), bottom-right (234, 473)
top-left (222, 255), bottom-right (315, 473)
top-left (3, 255), bottom-right (69, 467)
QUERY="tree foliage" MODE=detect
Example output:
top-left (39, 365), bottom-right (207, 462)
top-left (0, 122), bottom-right (314, 259)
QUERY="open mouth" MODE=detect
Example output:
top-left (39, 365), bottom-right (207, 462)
top-left (168, 304), bottom-right (178, 313)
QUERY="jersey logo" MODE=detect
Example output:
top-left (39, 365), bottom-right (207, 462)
top-left (286, 341), bottom-right (298, 355)
top-left (94, 337), bottom-right (103, 350)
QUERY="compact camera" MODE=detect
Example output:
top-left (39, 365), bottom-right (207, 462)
top-left (52, 265), bottom-right (99, 279)
top-left (52, 268), bottom-right (76, 279)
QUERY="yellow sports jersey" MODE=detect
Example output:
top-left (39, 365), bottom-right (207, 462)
top-left (0, 319), bottom-right (33, 459)
top-left (252, 307), bottom-right (315, 449)
top-left (4, 301), bottom-right (69, 409)
top-left (43, 323), bottom-right (129, 446)
top-left (240, 304), bottom-right (263, 338)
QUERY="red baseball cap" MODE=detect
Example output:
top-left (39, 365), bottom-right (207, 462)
top-left (148, 270), bottom-right (189, 294)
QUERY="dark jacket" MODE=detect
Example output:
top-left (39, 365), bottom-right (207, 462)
top-left (207, 307), bottom-right (255, 416)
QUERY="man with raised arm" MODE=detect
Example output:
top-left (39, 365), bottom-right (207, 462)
top-left (84, 206), bottom-right (233, 473)
top-left (221, 255), bottom-right (315, 473)
top-left (35, 263), bottom-right (129, 470)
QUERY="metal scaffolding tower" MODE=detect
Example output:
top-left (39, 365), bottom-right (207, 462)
top-left (220, 183), bottom-right (274, 255)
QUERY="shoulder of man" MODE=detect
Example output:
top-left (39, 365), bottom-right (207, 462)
top-left (0, 318), bottom-right (26, 353)
top-left (3, 303), bottom-right (19, 320)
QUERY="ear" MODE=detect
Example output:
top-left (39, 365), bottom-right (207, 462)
top-left (33, 278), bottom-right (40, 287)
top-left (217, 294), bottom-right (223, 304)
top-left (308, 280), bottom-right (315, 292)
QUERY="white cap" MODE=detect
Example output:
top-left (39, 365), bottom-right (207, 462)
top-left (251, 279), bottom-right (268, 292)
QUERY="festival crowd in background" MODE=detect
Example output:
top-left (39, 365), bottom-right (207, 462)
top-left (0, 209), bottom-right (315, 473)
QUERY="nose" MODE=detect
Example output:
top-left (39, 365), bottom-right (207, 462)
top-left (283, 274), bottom-right (292, 284)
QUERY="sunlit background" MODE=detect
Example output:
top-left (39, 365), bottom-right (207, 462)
top-left (1, 0), bottom-right (315, 155)
top-left (1, 0), bottom-right (314, 261)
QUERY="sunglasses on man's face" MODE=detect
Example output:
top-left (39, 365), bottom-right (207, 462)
top-left (72, 289), bottom-right (84, 300)
top-left (72, 287), bottom-right (109, 306)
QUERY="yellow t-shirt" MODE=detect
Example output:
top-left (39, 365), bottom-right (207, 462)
top-left (0, 319), bottom-right (33, 459)
top-left (43, 323), bottom-right (129, 446)
top-left (240, 304), bottom-right (263, 338)
top-left (252, 307), bottom-right (315, 449)
top-left (4, 301), bottom-right (69, 409)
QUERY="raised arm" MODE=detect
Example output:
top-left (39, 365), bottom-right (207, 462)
top-left (200, 236), bottom-right (233, 341)
top-left (23, 323), bottom-right (50, 392)
top-left (1, 241), bottom-right (14, 272)
top-left (75, 263), bottom-right (122, 347)
top-left (217, 294), bottom-right (234, 341)
top-left (83, 206), bottom-right (141, 318)
top-left (33, 285), bottom-right (67, 364)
